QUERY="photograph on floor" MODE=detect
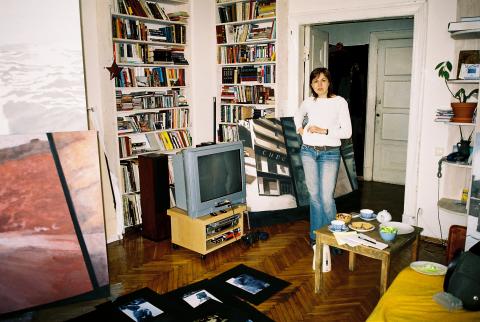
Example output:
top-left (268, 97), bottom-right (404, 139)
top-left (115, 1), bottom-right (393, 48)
top-left (209, 264), bottom-right (290, 305)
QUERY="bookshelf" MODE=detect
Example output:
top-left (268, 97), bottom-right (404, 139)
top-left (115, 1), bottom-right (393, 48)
top-left (215, 0), bottom-right (277, 142)
top-left (111, 0), bottom-right (192, 231)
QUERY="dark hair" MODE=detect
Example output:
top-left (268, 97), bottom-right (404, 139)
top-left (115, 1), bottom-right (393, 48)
top-left (309, 67), bottom-right (334, 98)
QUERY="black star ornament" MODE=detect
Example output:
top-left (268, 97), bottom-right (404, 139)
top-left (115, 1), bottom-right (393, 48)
top-left (106, 61), bottom-right (123, 80)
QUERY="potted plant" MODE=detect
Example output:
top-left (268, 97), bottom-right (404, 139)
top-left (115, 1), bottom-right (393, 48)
top-left (435, 61), bottom-right (479, 123)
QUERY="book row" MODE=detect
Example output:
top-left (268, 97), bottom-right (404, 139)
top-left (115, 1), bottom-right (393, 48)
top-left (218, 124), bottom-right (239, 142)
top-left (221, 85), bottom-right (275, 105)
top-left (221, 65), bottom-right (275, 84)
top-left (122, 193), bottom-right (142, 227)
top-left (117, 108), bottom-right (190, 134)
top-left (115, 0), bottom-right (173, 21)
top-left (216, 20), bottom-right (275, 44)
top-left (121, 160), bottom-right (140, 193)
top-left (119, 129), bottom-right (192, 158)
top-left (115, 67), bottom-right (186, 88)
top-left (116, 89), bottom-right (188, 111)
top-left (217, 0), bottom-right (276, 23)
top-left (220, 105), bottom-right (274, 123)
top-left (113, 18), bottom-right (186, 44)
top-left (115, 43), bottom-right (187, 65)
top-left (217, 43), bottom-right (275, 64)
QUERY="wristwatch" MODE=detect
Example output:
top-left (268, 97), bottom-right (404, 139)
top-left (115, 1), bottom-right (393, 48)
top-left (325, 129), bottom-right (328, 135)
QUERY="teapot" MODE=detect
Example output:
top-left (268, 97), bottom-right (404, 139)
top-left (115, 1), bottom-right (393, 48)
top-left (376, 210), bottom-right (392, 224)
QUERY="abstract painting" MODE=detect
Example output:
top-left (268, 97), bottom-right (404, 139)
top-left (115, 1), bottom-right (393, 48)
top-left (0, 131), bottom-right (108, 315)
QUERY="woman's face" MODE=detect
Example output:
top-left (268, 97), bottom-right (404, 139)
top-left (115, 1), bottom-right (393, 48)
top-left (311, 73), bottom-right (329, 98)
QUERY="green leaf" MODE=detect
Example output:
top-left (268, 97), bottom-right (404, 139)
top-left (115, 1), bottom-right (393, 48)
top-left (446, 61), bottom-right (452, 71)
top-left (435, 62), bottom-right (444, 70)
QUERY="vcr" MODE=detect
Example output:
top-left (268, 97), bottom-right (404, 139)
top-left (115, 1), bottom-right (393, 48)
top-left (206, 214), bottom-right (240, 237)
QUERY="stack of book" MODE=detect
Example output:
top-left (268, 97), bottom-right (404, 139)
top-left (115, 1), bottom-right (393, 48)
top-left (434, 108), bottom-right (454, 122)
top-left (167, 11), bottom-right (189, 22)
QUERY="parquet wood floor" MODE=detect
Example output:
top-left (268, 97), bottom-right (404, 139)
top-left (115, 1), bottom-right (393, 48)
top-left (15, 219), bottom-right (446, 322)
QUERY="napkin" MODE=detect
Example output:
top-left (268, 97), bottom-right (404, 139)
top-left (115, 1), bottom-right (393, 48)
top-left (333, 231), bottom-right (361, 247)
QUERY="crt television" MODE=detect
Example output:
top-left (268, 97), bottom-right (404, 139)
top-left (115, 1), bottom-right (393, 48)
top-left (173, 141), bottom-right (246, 218)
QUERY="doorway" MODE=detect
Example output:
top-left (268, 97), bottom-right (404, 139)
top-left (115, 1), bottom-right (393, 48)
top-left (302, 19), bottom-right (413, 184)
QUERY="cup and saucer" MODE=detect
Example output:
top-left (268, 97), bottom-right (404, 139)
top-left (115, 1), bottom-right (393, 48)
top-left (328, 220), bottom-right (349, 233)
top-left (359, 209), bottom-right (377, 221)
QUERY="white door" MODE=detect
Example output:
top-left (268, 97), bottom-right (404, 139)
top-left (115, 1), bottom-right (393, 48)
top-left (303, 26), bottom-right (329, 100)
top-left (373, 38), bottom-right (413, 184)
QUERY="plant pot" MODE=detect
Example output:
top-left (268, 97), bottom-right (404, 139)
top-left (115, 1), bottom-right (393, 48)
top-left (450, 102), bottom-right (477, 123)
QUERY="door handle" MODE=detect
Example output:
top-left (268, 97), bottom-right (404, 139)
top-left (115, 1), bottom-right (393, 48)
top-left (376, 113), bottom-right (380, 117)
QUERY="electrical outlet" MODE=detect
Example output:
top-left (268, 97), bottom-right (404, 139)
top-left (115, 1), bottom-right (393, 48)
top-left (435, 147), bottom-right (444, 156)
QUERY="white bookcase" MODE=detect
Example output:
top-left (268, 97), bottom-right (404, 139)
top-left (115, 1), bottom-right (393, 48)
top-left (111, 0), bottom-right (192, 231)
top-left (215, 0), bottom-right (277, 142)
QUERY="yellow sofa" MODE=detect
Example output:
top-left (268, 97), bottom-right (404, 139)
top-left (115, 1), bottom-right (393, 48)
top-left (367, 267), bottom-right (480, 321)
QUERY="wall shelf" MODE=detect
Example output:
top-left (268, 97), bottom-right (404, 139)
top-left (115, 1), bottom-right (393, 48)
top-left (438, 198), bottom-right (467, 216)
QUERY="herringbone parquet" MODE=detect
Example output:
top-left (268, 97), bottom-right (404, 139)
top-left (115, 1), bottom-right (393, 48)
top-left (21, 219), bottom-right (445, 322)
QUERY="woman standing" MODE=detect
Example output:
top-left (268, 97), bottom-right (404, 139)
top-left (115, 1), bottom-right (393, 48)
top-left (294, 67), bottom-right (352, 245)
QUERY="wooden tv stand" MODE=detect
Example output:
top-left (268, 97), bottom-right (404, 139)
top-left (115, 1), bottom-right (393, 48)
top-left (167, 204), bottom-right (246, 256)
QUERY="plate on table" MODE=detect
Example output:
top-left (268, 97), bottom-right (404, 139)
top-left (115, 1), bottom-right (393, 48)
top-left (379, 221), bottom-right (414, 235)
top-left (327, 225), bottom-right (349, 233)
top-left (410, 261), bottom-right (447, 275)
top-left (359, 214), bottom-right (377, 221)
top-left (348, 222), bottom-right (375, 232)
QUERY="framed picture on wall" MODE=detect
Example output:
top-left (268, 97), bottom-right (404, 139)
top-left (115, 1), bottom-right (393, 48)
top-left (457, 50), bottom-right (480, 79)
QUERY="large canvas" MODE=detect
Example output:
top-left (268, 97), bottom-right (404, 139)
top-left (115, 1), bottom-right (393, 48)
top-left (0, 131), bottom-right (108, 315)
top-left (0, 0), bottom-right (87, 135)
top-left (238, 117), bottom-right (357, 213)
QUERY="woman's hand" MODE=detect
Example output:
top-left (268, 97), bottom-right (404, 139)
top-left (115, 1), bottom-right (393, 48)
top-left (307, 125), bottom-right (328, 135)
top-left (298, 128), bottom-right (304, 136)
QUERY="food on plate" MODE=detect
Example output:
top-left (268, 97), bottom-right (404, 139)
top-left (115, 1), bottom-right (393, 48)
top-left (380, 226), bottom-right (398, 234)
top-left (351, 222), bottom-right (373, 230)
top-left (336, 213), bottom-right (352, 224)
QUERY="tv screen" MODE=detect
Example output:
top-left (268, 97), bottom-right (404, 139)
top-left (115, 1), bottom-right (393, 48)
top-left (198, 150), bottom-right (242, 202)
top-left (173, 142), bottom-right (246, 218)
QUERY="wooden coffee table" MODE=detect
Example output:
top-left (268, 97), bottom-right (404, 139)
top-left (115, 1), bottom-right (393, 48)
top-left (314, 221), bottom-right (423, 295)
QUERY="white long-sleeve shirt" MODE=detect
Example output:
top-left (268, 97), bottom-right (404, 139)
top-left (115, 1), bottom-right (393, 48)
top-left (293, 96), bottom-right (352, 147)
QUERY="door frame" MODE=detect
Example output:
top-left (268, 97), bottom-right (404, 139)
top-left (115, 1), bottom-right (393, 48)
top-left (364, 30), bottom-right (413, 182)
top-left (287, 1), bottom-right (427, 225)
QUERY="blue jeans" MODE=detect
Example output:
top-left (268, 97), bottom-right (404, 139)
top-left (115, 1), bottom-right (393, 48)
top-left (301, 145), bottom-right (341, 241)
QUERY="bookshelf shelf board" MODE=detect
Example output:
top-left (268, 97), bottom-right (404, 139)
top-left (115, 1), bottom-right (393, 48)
top-left (222, 82), bottom-right (276, 86)
top-left (113, 38), bottom-right (186, 47)
top-left (217, 17), bottom-right (275, 26)
top-left (219, 61), bottom-right (275, 66)
top-left (220, 102), bottom-right (275, 108)
top-left (117, 62), bottom-right (188, 68)
top-left (450, 29), bottom-right (480, 39)
top-left (117, 106), bottom-right (190, 116)
top-left (216, 0), bottom-right (254, 6)
top-left (112, 13), bottom-right (187, 26)
top-left (437, 198), bottom-right (467, 216)
top-left (447, 79), bottom-right (480, 84)
top-left (120, 148), bottom-right (183, 161)
top-left (118, 127), bottom-right (190, 137)
top-left (217, 39), bottom-right (276, 46)
top-left (439, 121), bottom-right (475, 126)
top-left (116, 86), bottom-right (188, 93)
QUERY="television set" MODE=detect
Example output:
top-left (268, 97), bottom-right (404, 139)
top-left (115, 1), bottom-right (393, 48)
top-left (173, 141), bottom-right (246, 218)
